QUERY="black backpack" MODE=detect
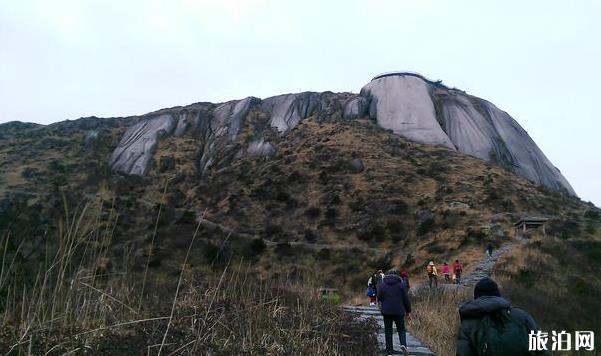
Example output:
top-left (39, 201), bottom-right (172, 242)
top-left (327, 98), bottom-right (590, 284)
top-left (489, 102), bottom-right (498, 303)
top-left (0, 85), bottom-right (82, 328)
top-left (475, 308), bottom-right (531, 356)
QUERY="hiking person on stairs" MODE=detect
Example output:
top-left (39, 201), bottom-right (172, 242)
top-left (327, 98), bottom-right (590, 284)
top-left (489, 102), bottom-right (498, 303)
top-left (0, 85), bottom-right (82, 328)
top-left (486, 243), bottom-right (494, 257)
top-left (457, 277), bottom-right (549, 356)
top-left (442, 262), bottom-right (451, 283)
top-left (453, 259), bottom-right (463, 285)
top-left (427, 261), bottom-right (438, 288)
top-left (367, 271), bottom-right (380, 306)
top-left (377, 268), bottom-right (411, 356)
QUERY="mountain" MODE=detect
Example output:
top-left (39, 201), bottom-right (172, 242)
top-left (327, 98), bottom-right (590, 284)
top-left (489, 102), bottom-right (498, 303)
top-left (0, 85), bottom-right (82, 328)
top-left (106, 72), bottom-right (574, 195)
top-left (1, 73), bottom-right (600, 354)
top-left (0, 71), bottom-right (589, 281)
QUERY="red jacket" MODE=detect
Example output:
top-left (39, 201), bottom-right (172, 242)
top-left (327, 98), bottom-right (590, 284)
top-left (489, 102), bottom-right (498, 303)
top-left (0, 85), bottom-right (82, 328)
top-left (453, 262), bottom-right (463, 273)
top-left (442, 264), bottom-right (450, 274)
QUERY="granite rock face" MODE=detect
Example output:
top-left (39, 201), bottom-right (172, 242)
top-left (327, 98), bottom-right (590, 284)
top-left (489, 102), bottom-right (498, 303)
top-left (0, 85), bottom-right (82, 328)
top-left (361, 75), bottom-right (456, 149)
top-left (247, 139), bottom-right (276, 157)
top-left (108, 114), bottom-right (175, 176)
top-left (106, 72), bottom-right (575, 195)
top-left (360, 73), bottom-right (575, 195)
top-left (262, 93), bottom-right (323, 133)
top-left (198, 97), bottom-right (259, 175)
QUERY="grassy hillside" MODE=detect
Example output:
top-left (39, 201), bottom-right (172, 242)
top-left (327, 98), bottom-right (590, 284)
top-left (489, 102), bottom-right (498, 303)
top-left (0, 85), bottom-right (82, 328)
top-left (1, 114), bottom-right (599, 354)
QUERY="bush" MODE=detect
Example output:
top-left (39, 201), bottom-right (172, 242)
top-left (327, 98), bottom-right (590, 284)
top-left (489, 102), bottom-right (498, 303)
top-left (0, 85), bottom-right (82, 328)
top-left (262, 224), bottom-right (283, 239)
top-left (357, 223), bottom-right (386, 242)
top-left (304, 229), bottom-right (317, 242)
top-left (460, 227), bottom-right (487, 246)
top-left (584, 209), bottom-right (600, 220)
top-left (243, 238), bottom-right (267, 259)
top-left (177, 210), bottom-right (196, 224)
top-left (417, 217), bottom-right (436, 236)
top-left (547, 218), bottom-right (581, 239)
top-left (324, 207), bottom-right (338, 219)
top-left (304, 206), bottom-right (321, 219)
top-left (389, 199), bottom-right (409, 215)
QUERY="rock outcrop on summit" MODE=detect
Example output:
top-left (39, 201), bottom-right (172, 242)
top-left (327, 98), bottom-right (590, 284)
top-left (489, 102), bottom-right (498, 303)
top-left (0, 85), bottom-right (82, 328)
top-left (106, 72), bottom-right (575, 195)
top-left (360, 74), bottom-right (455, 149)
top-left (108, 114), bottom-right (175, 176)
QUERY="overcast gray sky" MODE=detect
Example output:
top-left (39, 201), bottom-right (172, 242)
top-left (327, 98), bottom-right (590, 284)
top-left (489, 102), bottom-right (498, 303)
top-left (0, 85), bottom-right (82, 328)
top-left (1, 0), bottom-right (599, 206)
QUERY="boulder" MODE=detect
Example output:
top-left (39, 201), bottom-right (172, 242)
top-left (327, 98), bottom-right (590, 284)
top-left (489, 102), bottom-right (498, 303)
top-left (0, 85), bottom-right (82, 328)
top-left (349, 158), bottom-right (364, 173)
top-left (247, 139), bottom-right (276, 157)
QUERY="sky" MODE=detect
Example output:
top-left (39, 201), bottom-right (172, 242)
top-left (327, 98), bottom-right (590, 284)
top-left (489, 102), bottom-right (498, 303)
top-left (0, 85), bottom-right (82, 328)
top-left (0, 0), bottom-right (599, 206)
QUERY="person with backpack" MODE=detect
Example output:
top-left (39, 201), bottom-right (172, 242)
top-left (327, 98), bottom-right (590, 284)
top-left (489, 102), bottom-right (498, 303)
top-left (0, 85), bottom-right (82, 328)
top-left (457, 277), bottom-right (549, 355)
top-left (377, 268), bottom-right (411, 356)
top-left (367, 271), bottom-right (379, 306)
top-left (442, 262), bottom-right (450, 283)
top-left (426, 261), bottom-right (438, 288)
top-left (453, 259), bottom-right (463, 285)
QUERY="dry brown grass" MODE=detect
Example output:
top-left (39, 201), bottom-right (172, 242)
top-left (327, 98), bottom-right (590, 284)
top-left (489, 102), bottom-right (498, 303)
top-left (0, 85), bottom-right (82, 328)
top-left (407, 286), bottom-right (472, 356)
top-left (0, 202), bottom-right (379, 355)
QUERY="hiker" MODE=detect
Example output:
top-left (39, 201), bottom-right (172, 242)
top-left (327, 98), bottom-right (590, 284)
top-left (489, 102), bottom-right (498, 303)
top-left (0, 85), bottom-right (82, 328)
top-left (453, 259), bottom-right (463, 285)
top-left (426, 261), bottom-right (438, 288)
top-left (366, 285), bottom-right (376, 306)
top-left (400, 269), bottom-right (410, 290)
top-left (377, 268), bottom-right (411, 356)
top-left (457, 277), bottom-right (549, 356)
top-left (367, 271), bottom-right (379, 306)
top-left (486, 243), bottom-right (494, 257)
top-left (442, 262), bottom-right (450, 283)
top-left (377, 269), bottom-right (385, 286)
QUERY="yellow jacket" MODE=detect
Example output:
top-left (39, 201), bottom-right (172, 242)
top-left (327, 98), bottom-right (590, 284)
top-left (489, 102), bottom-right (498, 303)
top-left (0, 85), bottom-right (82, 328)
top-left (427, 265), bottom-right (437, 276)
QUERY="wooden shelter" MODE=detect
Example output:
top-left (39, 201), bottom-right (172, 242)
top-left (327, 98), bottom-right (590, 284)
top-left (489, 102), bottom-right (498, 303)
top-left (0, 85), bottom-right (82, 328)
top-left (514, 216), bottom-right (549, 235)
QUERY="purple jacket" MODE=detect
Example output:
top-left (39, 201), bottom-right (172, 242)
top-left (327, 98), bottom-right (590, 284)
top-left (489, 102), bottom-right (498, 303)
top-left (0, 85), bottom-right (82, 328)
top-left (377, 274), bottom-right (411, 316)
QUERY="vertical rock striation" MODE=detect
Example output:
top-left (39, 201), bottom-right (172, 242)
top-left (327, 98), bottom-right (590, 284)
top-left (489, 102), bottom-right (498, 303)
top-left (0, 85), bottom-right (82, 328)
top-left (106, 72), bottom-right (575, 195)
top-left (108, 114), bottom-right (175, 176)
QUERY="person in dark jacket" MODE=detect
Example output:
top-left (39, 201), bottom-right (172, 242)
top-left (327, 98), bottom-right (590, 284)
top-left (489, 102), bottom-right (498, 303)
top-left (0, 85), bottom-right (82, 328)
top-left (486, 243), bottom-right (494, 257)
top-left (377, 268), bottom-right (411, 356)
top-left (457, 277), bottom-right (549, 356)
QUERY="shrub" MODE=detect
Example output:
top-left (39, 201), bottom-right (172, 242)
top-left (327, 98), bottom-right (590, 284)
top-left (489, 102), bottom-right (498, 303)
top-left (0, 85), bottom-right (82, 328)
top-left (389, 199), bottom-right (409, 215)
top-left (242, 238), bottom-right (267, 259)
top-left (304, 229), bottom-right (317, 242)
top-left (417, 217), bottom-right (436, 236)
top-left (262, 224), bottom-right (283, 239)
top-left (304, 206), bottom-right (321, 219)
top-left (547, 218), bottom-right (581, 239)
top-left (177, 210), bottom-right (196, 224)
top-left (357, 223), bottom-right (386, 242)
top-left (460, 227), bottom-right (487, 246)
top-left (324, 207), bottom-right (338, 219)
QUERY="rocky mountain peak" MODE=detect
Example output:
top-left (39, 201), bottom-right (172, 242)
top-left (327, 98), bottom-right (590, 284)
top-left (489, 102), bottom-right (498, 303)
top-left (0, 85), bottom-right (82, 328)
top-left (106, 72), bottom-right (575, 195)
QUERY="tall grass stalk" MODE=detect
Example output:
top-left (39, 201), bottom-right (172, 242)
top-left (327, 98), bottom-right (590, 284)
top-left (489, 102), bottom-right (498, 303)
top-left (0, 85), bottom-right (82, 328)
top-left (139, 177), bottom-right (171, 312)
